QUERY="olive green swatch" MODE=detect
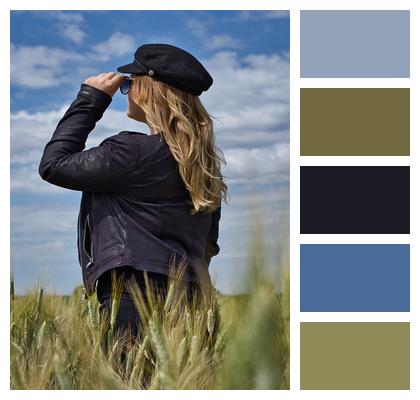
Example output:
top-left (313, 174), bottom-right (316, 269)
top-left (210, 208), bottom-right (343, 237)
top-left (300, 88), bottom-right (410, 155)
top-left (300, 322), bottom-right (410, 389)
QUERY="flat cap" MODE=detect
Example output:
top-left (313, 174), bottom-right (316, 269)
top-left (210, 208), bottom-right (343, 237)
top-left (117, 43), bottom-right (213, 96)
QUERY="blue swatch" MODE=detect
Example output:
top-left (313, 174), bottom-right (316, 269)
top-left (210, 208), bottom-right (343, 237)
top-left (300, 244), bottom-right (410, 312)
top-left (300, 10), bottom-right (410, 77)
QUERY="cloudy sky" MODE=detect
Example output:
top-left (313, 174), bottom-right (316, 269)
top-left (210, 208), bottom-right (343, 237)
top-left (10, 10), bottom-right (290, 295)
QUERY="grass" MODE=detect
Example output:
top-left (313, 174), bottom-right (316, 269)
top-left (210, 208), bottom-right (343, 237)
top-left (10, 218), bottom-right (289, 389)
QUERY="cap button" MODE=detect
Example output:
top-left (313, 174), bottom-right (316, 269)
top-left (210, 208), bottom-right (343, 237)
top-left (148, 69), bottom-right (155, 77)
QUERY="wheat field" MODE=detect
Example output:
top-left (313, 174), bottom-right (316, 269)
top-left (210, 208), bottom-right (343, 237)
top-left (10, 225), bottom-right (289, 390)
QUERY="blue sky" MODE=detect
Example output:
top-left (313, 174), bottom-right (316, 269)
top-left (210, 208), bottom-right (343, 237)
top-left (10, 10), bottom-right (290, 295)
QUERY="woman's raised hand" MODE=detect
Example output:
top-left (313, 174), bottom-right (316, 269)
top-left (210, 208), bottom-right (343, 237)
top-left (84, 72), bottom-right (126, 97)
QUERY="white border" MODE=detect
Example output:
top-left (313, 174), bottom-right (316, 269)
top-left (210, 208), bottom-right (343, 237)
top-left (295, 2), bottom-right (416, 397)
top-left (2, 1), bottom-right (419, 399)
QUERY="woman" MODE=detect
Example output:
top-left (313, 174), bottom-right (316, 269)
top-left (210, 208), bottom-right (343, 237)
top-left (38, 43), bottom-right (229, 340)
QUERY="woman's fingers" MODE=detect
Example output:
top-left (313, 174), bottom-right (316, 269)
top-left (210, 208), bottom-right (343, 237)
top-left (102, 72), bottom-right (116, 80)
top-left (84, 75), bottom-right (96, 84)
top-left (83, 72), bottom-right (125, 97)
top-left (110, 73), bottom-right (126, 84)
top-left (109, 75), bottom-right (127, 95)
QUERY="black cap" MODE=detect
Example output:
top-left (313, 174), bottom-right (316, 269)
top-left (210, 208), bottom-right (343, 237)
top-left (117, 43), bottom-right (213, 96)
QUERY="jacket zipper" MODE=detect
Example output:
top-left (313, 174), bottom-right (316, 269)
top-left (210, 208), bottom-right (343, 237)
top-left (85, 214), bottom-right (94, 269)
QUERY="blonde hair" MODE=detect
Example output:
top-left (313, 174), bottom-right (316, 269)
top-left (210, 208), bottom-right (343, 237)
top-left (129, 74), bottom-right (230, 215)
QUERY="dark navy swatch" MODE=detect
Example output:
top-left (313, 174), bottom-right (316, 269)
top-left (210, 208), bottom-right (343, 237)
top-left (300, 244), bottom-right (410, 312)
top-left (300, 166), bottom-right (410, 234)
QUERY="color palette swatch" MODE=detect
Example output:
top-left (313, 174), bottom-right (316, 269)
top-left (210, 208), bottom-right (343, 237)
top-left (300, 88), bottom-right (410, 156)
top-left (300, 322), bottom-right (410, 389)
top-left (299, 9), bottom-right (410, 390)
top-left (300, 244), bottom-right (410, 312)
top-left (300, 10), bottom-right (410, 77)
top-left (300, 166), bottom-right (410, 234)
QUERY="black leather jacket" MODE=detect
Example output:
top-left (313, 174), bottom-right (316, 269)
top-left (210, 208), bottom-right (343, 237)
top-left (38, 83), bottom-right (221, 295)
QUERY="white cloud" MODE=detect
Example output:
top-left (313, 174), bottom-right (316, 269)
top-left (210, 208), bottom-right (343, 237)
top-left (205, 33), bottom-right (244, 50)
top-left (185, 17), bottom-right (207, 38)
top-left (60, 24), bottom-right (86, 45)
top-left (45, 10), bottom-right (84, 24)
top-left (202, 50), bottom-right (290, 148)
top-left (185, 16), bottom-right (244, 51)
top-left (11, 106), bottom-right (136, 160)
top-left (220, 184), bottom-right (290, 234)
top-left (11, 31), bottom-right (136, 89)
top-left (46, 11), bottom-right (87, 45)
top-left (11, 164), bottom-right (75, 194)
top-left (210, 183), bottom-right (289, 293)
top-left (11, 45), bottom-right (84, 89)
top-left (91, 31), bottom-right (135, 62)
top-left (11, 105), bottom-right (72, 169)
top-left (11, 204), bottom-right (83, 294)
top-left (236, 10), bottom-right (290, 20)
top-left (11, 204), bottom-right (77, 237)
top-left (224, 142), bottom-right (289, 185)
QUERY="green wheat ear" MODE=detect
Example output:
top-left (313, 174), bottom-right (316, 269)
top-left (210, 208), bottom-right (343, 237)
top-left (34, 285), bottom-right (44, 324)
top-left (164, 281), bottom-right (175, 313)
top-left (109, 270), bottom-right (125, 332)
top-left (207, 308), bottom-right (215, 336)
top-left (36, 321), bottom-right (46, 351)
top-left (86, 298), bottom-right (97, 330)
top-left (187, 334), bottom-right (198, 364)
top-left (176, 336), bottom-right (187, 370)
top-left (53, 353), bottom-right (72, 389)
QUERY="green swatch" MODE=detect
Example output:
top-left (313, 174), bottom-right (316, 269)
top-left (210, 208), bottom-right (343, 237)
top-left (300, 322), bottom-right (410, 389)
top-left (300, 88), bottom-right (410, 156)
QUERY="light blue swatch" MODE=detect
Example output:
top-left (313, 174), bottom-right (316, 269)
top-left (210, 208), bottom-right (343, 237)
top-left (300, 10), bottom-right (410, 77)
top-left (300, 244), bottom-right (410, 312)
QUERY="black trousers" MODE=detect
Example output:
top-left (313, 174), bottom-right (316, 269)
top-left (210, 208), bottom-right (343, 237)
top-left (96, 266), bottom-right (200, 339)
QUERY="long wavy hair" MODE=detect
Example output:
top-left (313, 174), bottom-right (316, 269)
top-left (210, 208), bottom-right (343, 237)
top-left (129, 74), bottom-right (230, 215)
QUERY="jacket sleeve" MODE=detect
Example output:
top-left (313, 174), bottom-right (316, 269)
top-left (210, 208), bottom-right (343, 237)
top-left (38, 83), bottom-right (140, 192)
top-left (205, 205), bottom-right (221, 265)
